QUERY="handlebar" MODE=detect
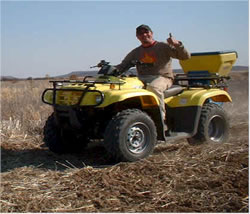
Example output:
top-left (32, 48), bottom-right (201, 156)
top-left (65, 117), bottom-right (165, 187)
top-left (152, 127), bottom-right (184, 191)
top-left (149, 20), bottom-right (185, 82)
top-left (90, 59), bottom-right (153, 77)
top-left (90, 60), bottom-right (110, 68)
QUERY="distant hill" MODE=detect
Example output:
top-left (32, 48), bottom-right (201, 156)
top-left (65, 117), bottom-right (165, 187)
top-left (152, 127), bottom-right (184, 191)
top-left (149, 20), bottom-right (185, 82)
top-left (231, 66), bottom-right (249, 71)
top-left (52, 68), bottom-right (186, 78)
top-left (54, 71), bottom-right (97, 78)
top-left (0, 76), bottom-right (19, 81)
top-left (1, 66), bottom-right (248, 81)
top-left (51, 65), bottom-right (249, 78)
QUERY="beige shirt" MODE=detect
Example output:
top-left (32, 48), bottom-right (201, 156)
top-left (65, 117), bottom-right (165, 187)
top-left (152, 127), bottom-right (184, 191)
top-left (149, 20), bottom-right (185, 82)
top-left (116, 41), bottom-right (190, 79)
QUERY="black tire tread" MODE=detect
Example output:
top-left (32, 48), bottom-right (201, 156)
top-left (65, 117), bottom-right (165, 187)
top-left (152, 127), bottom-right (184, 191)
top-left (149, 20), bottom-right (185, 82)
top-left (188, 103), bottom-right (229, 145)
top-left (43, 113), bottom-right (88, 154)
top-left (104, 109), bottom-right (157, 161)
top-left (43, 113), bottom-right (66, 153)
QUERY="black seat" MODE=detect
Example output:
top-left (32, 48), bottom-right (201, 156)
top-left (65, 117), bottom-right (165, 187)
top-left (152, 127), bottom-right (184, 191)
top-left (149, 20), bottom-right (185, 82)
top-left (164, 85), bottom-right (183, 98)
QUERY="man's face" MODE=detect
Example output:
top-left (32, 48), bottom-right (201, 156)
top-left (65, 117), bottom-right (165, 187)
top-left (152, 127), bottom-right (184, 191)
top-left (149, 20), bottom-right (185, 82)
top-left (136, 29), bottom-right (154, 46)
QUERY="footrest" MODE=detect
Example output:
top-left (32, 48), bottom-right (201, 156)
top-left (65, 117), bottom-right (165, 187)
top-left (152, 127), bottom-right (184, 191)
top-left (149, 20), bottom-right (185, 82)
top-left (165, 132), bottom-right (192, 141)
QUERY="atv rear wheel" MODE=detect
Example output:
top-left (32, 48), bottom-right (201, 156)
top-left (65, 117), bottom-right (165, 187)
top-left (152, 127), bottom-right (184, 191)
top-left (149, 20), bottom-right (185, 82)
top-left (104, 109), bottom-right (157, 162)
top-left (43, 113), bottom-right (88, 154)
top-left (187, 103), bottom-right (229, 145)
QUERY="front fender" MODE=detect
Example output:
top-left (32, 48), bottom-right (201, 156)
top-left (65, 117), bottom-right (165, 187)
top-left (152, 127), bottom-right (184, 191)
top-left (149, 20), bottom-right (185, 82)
top-left (165, 88), bottom-right (232, 107)
top-left (94, 89), bottom-right (160, 108)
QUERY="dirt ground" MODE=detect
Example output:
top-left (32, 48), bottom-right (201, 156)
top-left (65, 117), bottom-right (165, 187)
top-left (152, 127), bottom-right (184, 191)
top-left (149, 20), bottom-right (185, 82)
top-left (0, 71), bottom-right (249, 212)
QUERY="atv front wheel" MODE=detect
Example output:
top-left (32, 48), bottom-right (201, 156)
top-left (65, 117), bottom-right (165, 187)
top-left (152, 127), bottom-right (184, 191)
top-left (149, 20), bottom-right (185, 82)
top-left (104, 109), bottom-right (157, 162)
top-left (187, 103), bottom-right (229, 145)
top-left (43, 113), bottom-right (88, 153)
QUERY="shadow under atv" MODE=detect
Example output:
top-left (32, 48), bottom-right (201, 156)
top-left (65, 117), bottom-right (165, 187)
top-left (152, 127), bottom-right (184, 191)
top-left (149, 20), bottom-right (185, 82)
top-left (1, 141), bottom-right (118, 173)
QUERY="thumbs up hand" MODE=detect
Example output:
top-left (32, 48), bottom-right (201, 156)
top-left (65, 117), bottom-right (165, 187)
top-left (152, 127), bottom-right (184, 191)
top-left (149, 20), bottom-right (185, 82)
top-left (167, 33), bottom-right (181, 47)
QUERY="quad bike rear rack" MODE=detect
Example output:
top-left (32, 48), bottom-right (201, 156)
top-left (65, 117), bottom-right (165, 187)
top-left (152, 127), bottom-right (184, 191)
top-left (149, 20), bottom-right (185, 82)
top-left (174, 73), bottom-right (230, 89)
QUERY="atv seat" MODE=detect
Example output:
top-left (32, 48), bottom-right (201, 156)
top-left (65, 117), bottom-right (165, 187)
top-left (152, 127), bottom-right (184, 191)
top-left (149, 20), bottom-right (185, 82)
top-left (164, 85), bottom-right (183, 98)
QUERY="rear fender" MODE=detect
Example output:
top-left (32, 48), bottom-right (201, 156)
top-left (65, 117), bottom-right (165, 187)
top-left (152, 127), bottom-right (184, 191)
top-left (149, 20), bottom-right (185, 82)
top-left (165, 89), bottom-right (231, 136)
top-left (165, 88), bottom-right (232, 108)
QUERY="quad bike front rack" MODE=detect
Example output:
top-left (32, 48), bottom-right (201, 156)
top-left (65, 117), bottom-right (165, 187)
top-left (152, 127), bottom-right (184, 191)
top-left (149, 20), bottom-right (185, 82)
top-left (41, 77), bottom-right (126, 107)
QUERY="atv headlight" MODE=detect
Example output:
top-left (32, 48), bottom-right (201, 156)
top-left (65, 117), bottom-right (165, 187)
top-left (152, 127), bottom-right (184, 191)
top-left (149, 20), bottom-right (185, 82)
top-left (95, 94), bottom-right (104, 104)
top-left (41, 90), bottom-right (53, 105)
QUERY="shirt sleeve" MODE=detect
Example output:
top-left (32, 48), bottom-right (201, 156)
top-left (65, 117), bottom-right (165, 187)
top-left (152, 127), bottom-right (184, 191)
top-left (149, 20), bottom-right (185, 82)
top-left (166, 42), bottom-right (191, 60)
top-left (115, 49), bottom-right (137, 73)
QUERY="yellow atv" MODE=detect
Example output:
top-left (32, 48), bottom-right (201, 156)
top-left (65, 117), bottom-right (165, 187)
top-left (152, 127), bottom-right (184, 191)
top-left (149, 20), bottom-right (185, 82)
top-left (42, 51), bottom-right (237, 162)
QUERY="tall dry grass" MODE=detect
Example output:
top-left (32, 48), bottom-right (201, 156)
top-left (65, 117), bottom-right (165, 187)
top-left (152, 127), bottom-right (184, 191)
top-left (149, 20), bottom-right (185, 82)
top-left (1, 80), bottom-right (52, 137)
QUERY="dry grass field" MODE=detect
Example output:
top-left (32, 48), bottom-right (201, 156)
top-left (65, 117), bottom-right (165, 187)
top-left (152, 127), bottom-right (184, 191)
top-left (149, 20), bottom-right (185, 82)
top-left (0, 71), bottom-right (248, 212)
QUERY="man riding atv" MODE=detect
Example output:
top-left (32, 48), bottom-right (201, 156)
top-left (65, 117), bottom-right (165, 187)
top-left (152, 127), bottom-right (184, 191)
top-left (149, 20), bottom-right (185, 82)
top-left (115, 24), bottom-right (191, 130)
top-left (42, 24), bottom-right (237, 162)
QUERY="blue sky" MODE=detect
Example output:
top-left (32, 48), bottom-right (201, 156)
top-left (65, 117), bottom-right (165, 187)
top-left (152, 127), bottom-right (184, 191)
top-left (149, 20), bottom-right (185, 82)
top-left (1, 0), bottom-right (249, 78)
